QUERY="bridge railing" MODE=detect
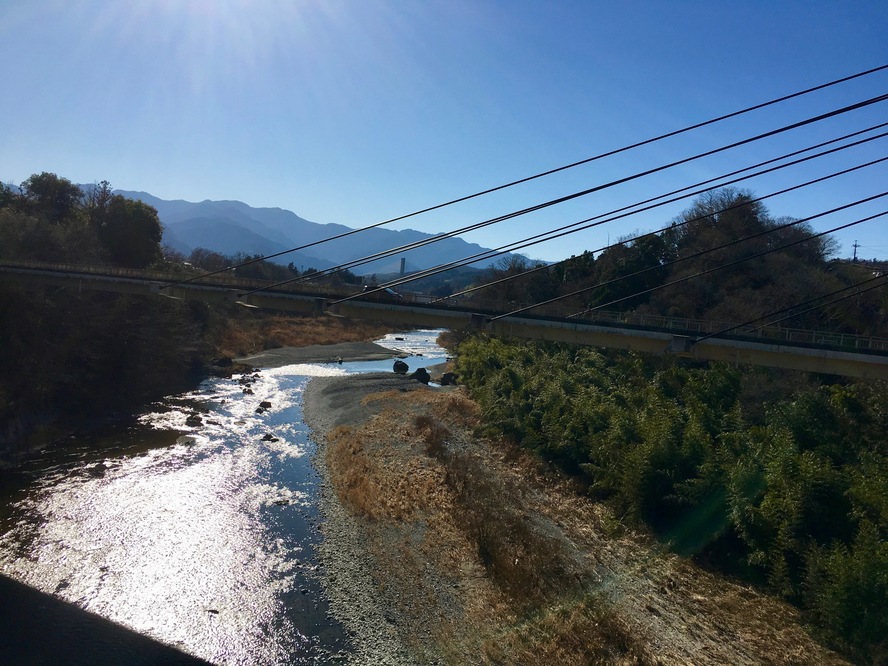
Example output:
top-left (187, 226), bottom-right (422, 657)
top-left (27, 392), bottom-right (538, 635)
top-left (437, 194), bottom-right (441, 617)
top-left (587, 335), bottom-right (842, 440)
top-left (4, 259), bottom-right (888, 355)
top-left (496, 301), bottom-right (888, 354)
top-left (0, 259), bottom-right (357, 298)
top-left (399, 294), bottom-right (888, 353)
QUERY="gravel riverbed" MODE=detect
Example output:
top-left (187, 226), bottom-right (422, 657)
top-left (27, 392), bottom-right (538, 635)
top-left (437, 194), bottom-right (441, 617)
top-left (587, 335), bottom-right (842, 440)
top-left (303, 373), bottom-right (433, 665)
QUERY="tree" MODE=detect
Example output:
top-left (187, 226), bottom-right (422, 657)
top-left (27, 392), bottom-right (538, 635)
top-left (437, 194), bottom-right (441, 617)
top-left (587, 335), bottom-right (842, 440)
top-left (83, 180), bottom-right (114, 229)
top-left (585, 233), bottom-right (670, 311)
top-left (20, 172), bottom-right (83, 224)
top-left (97, 195), bottom-right (163, 267)
top-left (0, 182), bottom-right (18, 210)
top-left (464, 255), bottom-right (559, 307)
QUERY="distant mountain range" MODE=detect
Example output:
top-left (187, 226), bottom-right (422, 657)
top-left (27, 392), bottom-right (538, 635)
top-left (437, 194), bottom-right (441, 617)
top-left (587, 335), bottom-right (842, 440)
top-left (116, 190), bottom-right (518, 276)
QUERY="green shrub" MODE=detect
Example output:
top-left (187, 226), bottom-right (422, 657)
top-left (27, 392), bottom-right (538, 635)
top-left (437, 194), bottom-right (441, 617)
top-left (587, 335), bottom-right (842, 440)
top-left (454, 334), bottom-right (888, 660)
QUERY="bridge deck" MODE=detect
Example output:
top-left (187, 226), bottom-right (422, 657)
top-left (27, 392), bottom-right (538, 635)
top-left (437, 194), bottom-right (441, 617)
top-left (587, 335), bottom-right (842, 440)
top-left (2, 261), bottom-right (887, 379)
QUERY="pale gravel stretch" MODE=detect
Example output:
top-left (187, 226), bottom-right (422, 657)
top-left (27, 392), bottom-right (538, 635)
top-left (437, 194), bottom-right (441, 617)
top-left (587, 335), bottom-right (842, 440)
top-left (303, 373), bottom-right (430, 666)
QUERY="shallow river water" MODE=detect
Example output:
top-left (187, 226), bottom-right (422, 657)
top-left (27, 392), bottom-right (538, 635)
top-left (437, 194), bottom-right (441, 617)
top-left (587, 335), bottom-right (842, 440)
top-left (0, 330), bottom-right (447, 665)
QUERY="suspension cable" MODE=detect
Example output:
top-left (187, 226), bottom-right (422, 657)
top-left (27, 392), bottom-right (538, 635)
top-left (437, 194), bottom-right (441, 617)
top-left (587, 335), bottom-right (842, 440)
top-left (238, 94), bottom-right (888, 297)
top-left (356, 130), bottom-right (888, 305)
top-left (334, 151), bottom-right (888, 305)
top-left (162, 64), bottom-right (888, 290)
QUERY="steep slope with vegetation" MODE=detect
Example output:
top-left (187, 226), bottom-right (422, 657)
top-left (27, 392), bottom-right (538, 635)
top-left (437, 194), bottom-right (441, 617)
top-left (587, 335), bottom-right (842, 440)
top-left (453, 339), bottom-right (886, 661)
top-left (305, 371), bottom-right (847, 665)
top-left (470, 188), bottom-right (887, 337)
top-left (448, 189), bottom-right (887, 662)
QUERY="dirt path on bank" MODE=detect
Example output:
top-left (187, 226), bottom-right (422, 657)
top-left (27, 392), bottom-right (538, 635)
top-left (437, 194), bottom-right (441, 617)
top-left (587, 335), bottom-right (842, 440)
top-left (303, 373), bottom-right (847, 666)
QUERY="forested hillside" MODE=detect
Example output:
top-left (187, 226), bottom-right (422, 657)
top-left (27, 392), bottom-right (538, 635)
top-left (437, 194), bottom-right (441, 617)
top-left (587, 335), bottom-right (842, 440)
top-left (451, 189), bottom-right (887, 663)
top-left (469, 188), bottom-right (887, 337)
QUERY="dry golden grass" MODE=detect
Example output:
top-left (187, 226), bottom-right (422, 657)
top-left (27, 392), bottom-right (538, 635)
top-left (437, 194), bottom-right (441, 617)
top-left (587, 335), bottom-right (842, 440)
top-left (325, 419), bottom-right (452, 522)
top-left (320, 384), bottom-right (845, 665)
top-left (323, 387), bottom-right (644, 663)
top-left (213, 313), bottom-right (393, 357)
top-left (480, 596), bottom-right (646, 665)
top-left (361, 388), bottom-right (480, 427)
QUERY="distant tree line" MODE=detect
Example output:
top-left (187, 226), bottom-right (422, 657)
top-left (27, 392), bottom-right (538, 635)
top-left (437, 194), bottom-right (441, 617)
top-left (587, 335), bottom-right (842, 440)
top-left (162, 246), bottom-right (361, 286)
top-left (0, 174), bottom-right (210, 454)
top-left (0, 171), bottom-right (368, 457)
top-left (0, 174), bottom-right (163, 268)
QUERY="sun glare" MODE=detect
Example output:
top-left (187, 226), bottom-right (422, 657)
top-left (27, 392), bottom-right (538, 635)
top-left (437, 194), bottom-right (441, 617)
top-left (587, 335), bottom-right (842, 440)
top-left (108, 0), bottom-right (323, 85)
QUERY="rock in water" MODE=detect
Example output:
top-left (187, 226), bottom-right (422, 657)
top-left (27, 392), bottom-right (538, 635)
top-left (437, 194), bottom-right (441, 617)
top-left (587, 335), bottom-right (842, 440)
top-left (441, 372), bottom-right (458, 386)
top-left (408, 367), bottom-right (430, 384)
top-left (393, 359), bottom-right (409, 374)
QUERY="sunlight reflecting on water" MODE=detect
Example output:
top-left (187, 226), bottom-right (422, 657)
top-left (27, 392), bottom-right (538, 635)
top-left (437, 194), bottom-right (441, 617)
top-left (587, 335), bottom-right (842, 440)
top-left (0, 331), bottom-right (444, 663)
top-left (375, 329), bottom-right (449, 358)
top-left (0, 360), bottom-right (352, 664)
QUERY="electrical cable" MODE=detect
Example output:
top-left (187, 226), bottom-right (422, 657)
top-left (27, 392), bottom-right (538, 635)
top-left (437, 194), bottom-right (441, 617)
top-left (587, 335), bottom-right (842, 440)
top-left (164, 64), bottom-right (888, 290)
top-left (238, 93), bottom-right (888, 297)
top-left (375, 129), bottom-right (888, 304)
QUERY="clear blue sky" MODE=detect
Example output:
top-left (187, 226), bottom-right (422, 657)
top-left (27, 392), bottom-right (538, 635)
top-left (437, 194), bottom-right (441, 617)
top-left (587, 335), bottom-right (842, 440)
top-left (3, 1), bottom-right (887, 261)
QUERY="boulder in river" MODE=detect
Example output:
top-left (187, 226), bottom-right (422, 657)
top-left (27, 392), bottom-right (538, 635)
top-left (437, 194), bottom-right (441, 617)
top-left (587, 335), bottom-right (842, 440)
top-left (393, 360), bottom-right (409, 374)
top-left (408, 367), bottom-right (430, 384)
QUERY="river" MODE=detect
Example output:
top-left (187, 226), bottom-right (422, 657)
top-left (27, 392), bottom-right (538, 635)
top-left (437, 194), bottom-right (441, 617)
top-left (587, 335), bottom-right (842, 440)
top-left (0, 329), bottom-right (448, 665)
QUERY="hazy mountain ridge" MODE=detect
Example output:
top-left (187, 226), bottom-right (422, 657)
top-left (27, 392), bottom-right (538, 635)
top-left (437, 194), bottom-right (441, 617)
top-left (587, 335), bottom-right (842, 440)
top-left (116, 190), bottom-right (516, 275)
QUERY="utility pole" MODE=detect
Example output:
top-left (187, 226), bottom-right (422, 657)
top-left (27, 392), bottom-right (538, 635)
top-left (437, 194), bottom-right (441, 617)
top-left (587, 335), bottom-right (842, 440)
top-left (852, 240), bottom-right (860, 262)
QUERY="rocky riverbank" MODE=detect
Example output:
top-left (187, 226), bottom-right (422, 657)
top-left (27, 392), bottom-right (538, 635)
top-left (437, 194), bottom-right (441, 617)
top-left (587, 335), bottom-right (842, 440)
top-left (303, 372), bottom-right (848, 665)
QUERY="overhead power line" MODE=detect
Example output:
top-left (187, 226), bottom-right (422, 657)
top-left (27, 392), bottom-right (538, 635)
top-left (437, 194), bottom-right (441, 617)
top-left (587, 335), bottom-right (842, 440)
top-left (240, 93), bottom-right (888, 298)
top-left (347, 128), bottom-right (888, 305)
top-left (164, 64), bottom-right (888, 290)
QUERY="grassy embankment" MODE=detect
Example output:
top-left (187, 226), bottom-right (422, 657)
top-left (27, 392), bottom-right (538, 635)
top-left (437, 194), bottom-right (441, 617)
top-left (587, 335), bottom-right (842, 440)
top-left (0, 171), bottom-right (395, 455)
top-left (323, 385), bottom-right (645, 663)
top-left (446, 333), bottom-right (887, 664)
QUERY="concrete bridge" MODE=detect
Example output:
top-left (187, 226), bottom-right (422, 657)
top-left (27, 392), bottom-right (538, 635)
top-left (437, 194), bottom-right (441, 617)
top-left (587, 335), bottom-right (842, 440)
top-left (3, 260), bottom-right (887, 380)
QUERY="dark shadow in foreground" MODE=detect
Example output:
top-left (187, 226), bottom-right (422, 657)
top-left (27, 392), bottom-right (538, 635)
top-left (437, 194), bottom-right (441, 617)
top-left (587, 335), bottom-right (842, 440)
top-left (0, 574), bottom-right (210, 665)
